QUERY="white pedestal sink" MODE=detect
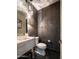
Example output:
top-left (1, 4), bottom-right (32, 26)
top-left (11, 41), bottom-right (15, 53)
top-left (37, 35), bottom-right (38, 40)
top-left (17, 36), bottom-right (37, 58)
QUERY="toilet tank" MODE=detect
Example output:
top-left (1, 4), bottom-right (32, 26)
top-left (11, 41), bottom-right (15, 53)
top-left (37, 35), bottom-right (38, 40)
top-left (35, 37), bottom-right (39, 45)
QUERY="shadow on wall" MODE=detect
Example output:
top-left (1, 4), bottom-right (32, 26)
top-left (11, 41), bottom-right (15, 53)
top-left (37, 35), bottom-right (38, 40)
top-left (38, 1), bottom-right (60, 51)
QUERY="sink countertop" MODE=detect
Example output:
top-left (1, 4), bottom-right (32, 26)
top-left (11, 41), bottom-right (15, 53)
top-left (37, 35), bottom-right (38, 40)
top-left (17, 35), bottom-right (34, 44)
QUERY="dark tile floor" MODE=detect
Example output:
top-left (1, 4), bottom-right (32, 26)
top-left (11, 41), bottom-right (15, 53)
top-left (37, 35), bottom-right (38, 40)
top-left (35, 49), bottom-right (60, 59)
top-left (18, 49), bottom-right (60, 59)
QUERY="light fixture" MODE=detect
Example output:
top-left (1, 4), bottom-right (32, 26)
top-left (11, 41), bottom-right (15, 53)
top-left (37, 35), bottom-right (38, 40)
top-left (27, 14), bottom-right (31, 19)
top-left (25, 0), bottom-right (27, 2)
top-left (25, 0), bottom-right (33, 2)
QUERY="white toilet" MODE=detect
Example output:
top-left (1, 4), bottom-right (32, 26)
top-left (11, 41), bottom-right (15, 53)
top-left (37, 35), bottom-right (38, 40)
top-left (35, 37), bottom-right (47, 56)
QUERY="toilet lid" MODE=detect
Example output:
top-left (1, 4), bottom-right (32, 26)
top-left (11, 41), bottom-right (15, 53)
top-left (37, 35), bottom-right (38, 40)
top-left (37, 43), bottom-right (46, 48)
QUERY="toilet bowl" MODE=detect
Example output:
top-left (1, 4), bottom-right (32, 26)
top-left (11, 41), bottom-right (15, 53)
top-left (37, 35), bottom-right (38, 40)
top-left (35, 37), bottom-right (47, 56)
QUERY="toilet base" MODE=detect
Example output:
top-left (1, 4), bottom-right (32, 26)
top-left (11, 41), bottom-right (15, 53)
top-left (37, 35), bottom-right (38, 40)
top-left (35, 48), bottom-right (46, 56)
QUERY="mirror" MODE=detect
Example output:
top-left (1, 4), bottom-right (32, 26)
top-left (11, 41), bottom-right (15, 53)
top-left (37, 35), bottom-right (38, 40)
top-left (17, 10), bottom-right (27, 36)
